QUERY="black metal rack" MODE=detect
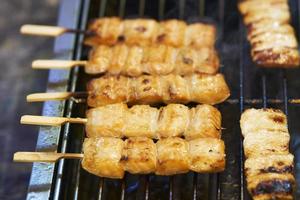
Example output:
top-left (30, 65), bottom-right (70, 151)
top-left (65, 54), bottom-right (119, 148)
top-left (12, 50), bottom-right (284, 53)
top-left (26, 0), bottom-right (300, 199)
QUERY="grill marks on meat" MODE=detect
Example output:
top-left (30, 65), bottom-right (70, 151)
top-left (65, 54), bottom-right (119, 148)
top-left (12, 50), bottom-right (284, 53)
top-left (85, 45), bottom-right (219, 76)
top-left (85, 103), bottom-right (221, 140)
top-left (238, 0), bottom-right (300, 68)
top-left (240, 109), bottom-right (295, 200)
top-left (82, 137), bottom-right (225, 178)
top-left (86, 74), bottom-right (230, 107)
top-left (84, 17), bottom-right (216, 48)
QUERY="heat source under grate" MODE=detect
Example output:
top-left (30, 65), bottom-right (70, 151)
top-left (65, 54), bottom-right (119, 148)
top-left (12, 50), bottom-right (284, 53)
top-left (27, 0), bottom-right (300, 199)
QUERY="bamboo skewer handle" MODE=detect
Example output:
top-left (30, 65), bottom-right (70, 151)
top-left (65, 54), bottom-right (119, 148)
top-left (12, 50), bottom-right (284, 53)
top-left (32, 60), bottom-right (87, 69)
top-left (21, 115), bottom-right (87, 126)
top-left (14, 152), bottom-right (83, 162)
top-left (26, 92), bottom-right (87, 102)
top-left (20, 25), bottom-right (67, 36)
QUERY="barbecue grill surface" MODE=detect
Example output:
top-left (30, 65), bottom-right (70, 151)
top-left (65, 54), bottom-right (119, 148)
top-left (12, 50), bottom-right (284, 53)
top-left (27, 0), bottom-right (300, 199)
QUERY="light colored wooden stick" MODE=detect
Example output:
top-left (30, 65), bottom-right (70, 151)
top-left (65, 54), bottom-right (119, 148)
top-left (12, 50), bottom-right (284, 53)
top-left (21, 115), bottom-right (87, 126)
top-left (20, 25), bottom-right (68, 37)
top-left (14, 152), bottom-right (83, 163)
top-left (26, 92), bottom-right (88, 102)
top-left (32, 60), bottom-right (87, 69)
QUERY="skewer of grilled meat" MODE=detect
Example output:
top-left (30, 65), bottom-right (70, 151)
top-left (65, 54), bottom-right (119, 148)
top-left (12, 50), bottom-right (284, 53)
top-left (84, 17), bottom-right (216, 48)
top-left (240, 108), bottom-right (295, 200)
top-left (86, 103), bottom-right (221, 140)
top-left (87, 73), bottom-right (230, 107)
top-left (21, 103), bottom-right (221, 140)
top-left (82, 137), bottom-right (225, 178)
top-left (238, 0), bottom-right (300, 68)
top-left (85, 44), bottom-right (219, 76)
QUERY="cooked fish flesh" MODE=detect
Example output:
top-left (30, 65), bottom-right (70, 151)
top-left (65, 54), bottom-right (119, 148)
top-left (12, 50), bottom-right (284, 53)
top-left (81, 137), bottom-right (226, 178)
top-left (85, 103), bottom-right (221, 140)
top-left (85, 45), bottom-right (220, 76)
top-left (86, 74), bottom-right (230, 107)
top-left (84, 17), bottom-right (216, 48)
top-left (240, 108), bottom-right (295, 200)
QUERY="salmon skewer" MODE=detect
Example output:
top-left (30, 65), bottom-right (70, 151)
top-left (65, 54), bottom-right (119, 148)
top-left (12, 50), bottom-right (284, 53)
top-left (14, 137), bottom-right (226, 179)
top-left (21, 103), bottom-right (221, 140)
top-left (238, 0), bottom-right (300, 68)
top-left (240, 108), bottom-right (295, 200)
top-left (32, 45), bottom-right (220, 76)
top-left (84, 17), bottom-right (216, 48)
top-left (87, 73), bottom-right (230, 107)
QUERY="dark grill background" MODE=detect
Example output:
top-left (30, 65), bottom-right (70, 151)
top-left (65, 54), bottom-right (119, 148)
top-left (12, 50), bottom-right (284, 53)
top-left (26, 0), bottom-right (300, 199)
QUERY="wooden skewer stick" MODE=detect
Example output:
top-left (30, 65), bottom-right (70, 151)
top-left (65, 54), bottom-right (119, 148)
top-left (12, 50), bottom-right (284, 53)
top-left (26, 92), bottom-right (88, 102)
top-left (14, 152), bottom-right (83, 163)
top-left (21, 115), bottom-right (87, 126)
top-left (32, 60), bottom-right (87, 69)
top-left (20, 24), bottom-right (88, 37)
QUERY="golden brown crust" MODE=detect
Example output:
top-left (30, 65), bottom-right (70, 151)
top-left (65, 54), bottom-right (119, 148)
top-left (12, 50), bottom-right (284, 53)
top-left (85, 103), bottom-right (221, 140)
top-left (188, 138), bottom-right (225, 172)
top-left (85, 45), bottom-right (219, 76)
top-left (155, 137), bottom-right (189, 175)
top-left (82, 137), bottom-right (125, 179)
top-left (84, 17), bottom-right (216, 48)
top-left (87, 74), bottom-right (230, 107)
top-left (81, 137), bottom-right (226, 178)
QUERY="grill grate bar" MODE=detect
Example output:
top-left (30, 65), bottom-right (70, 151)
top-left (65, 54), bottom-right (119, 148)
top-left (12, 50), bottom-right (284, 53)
top-left (139, 0), bottom-right (145, 16)
top-left (99, 0), bottom-right (108, 17)
top-left (239, 19), bottom-right (246, 200)
top-left (262, 74), bottom-right (267, 108)
top-left (119, 0), bottom-right (126, 18)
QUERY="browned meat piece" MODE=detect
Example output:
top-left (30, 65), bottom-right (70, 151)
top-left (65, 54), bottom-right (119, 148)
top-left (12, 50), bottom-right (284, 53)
top-left (240, 108), bottom-right (288, 137)
top-left (184, 104), bottom-right (221, 140)
top-left (155, 137), bottom-right (189, 175)
top-left (188, 138), bottom-right (225, 172)
top-left (82, 137), bottom-right (125, 179)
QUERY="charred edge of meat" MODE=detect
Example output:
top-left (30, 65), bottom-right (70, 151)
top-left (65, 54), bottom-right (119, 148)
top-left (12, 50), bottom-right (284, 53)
top-left (118, 35), bottom-right (126, 42)
top-left (251, 179), bottom-right (293, 196)
top-left (270, 115), bottom-right (285, 124)
top-left (260, 165), bottom-right (293, 174)
top-left (120, 155), bottom-right (129, 161)
top-left (157, 34), bottom-right (166, 42)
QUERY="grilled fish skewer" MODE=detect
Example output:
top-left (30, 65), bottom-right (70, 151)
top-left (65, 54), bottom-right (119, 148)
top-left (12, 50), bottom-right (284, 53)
top-left (21, 103), bottom-right (221, 140)
top-left (21, 18), bottom-right (216, 48)
top-left (33, 45), bottom-right (220, 76)
top-left (87, 74), bottom-right (230, 106)
top-left (26, 74), bottom-right (230, 106)
top-left (240, 108), bottom-right (295, 200)
top-left (14, 137), bottom-right (226, 179)
top-left (238, 0), bottom-right (300, 68)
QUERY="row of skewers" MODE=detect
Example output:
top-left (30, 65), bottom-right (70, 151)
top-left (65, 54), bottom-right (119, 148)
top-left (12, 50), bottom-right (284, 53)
top-left (16, 17), bottom-right (229, 179)
top-left (14, 11), bottom-right (297, 200)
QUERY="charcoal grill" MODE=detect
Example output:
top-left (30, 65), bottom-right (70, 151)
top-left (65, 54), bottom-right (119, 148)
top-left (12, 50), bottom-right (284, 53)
top-left (26, 0), bottom-right (300, 199)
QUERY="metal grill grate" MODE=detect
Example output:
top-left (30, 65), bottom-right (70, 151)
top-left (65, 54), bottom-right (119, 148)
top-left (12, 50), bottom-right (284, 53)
top-left (26, 0), bottom-right (300, 199)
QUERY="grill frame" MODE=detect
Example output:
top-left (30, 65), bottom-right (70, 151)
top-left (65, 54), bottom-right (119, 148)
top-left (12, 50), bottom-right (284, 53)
top-left (27, 0), bottom-right (300, 199)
